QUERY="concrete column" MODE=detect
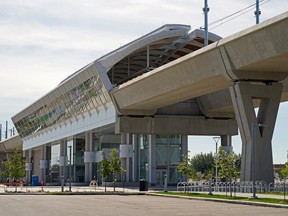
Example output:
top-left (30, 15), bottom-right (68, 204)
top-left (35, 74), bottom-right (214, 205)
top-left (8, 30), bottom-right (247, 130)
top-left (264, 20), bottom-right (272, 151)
top-left (85, 131), bottom-right (93, 183)
top-left (148, 134), bottom-right (156, 185)
top-left (230, 81), bottom-right (282, 183)
top-left (40, 145), bottom-right (48, 183)
top-left (120, 133), bottom-right (132, 182)
top-left (181, 135), bottom-right (188, 156)
top-left (181, 135), bottom-right (188, 182)
top-left (132, 134), bottom-right (137, 182)
top-left (220, 135), bottom-right (233, 152)
top-left (25, 149), bottom-right (32, 184)
top-left (59, 140), bottom-right (67, 182)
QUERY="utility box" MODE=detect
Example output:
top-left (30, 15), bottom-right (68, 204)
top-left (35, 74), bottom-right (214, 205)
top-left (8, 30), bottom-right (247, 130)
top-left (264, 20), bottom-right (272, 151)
top-left (32, 175), bottom-right (38, 186)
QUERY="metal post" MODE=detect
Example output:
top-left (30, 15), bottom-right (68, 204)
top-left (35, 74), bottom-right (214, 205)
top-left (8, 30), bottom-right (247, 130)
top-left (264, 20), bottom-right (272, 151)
top-left (203, 0), bottom-right (209, 46)
top-left (61, 176), bottom-right (64, 192)
top-left (255, 0), bottom-right (261, 24)
top-left (0, 124), bottom-right (2, 141)
top-left (213, 137), bottom-right (220, 191)
top-left (5, 121), bottom-right (8, 139)
top-left (68, 145), bottom-right (72, 192)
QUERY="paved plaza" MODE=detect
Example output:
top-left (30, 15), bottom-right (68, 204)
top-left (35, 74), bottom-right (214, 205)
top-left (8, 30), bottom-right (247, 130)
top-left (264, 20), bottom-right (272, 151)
top-left (0, 194), bottom-right (287, 216)
top-left (0, 185), bottom-right (286, 200)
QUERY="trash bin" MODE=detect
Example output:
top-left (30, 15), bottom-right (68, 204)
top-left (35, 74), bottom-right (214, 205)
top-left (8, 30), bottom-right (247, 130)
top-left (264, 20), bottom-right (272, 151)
top-left (139, 179), bottom-right (148, 191)
top-left (32, 175), bottom-right (38, 186)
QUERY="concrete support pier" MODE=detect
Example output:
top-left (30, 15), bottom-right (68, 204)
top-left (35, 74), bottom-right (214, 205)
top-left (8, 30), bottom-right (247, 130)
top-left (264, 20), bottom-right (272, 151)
top-left (230, 81), bottom-right (282, 183)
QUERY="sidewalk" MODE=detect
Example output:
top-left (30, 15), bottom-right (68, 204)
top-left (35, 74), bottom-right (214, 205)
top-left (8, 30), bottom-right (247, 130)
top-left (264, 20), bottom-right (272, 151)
top-left (0, 184), bottom-right (286, 200)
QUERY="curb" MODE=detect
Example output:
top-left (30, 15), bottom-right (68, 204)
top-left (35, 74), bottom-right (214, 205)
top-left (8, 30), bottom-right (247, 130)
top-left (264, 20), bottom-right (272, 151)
top-left (146, 193), bottom-right (288, 209)
top-left (0, 191), bottom-right (146, 196)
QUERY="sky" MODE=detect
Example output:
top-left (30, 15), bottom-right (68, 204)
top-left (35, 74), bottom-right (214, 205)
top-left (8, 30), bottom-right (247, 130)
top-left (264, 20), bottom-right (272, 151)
top-left (0, 0), bottom-right (287, 163)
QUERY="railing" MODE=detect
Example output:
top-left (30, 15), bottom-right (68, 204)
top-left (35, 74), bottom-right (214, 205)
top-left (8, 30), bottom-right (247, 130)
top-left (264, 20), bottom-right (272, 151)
top-left (177, 180), bottom-right (288, 193)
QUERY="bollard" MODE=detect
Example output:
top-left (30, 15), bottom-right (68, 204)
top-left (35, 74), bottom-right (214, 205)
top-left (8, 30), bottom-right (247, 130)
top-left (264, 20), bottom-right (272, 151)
top-left (208, 179), bottom-right (213, 195)
top-left (164, 174), bottom-right (168, 192)
top-left (41, 181), bottom-right (44, 192)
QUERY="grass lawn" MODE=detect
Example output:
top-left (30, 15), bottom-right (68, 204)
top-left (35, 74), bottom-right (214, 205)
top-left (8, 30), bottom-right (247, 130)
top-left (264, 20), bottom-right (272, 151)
top-left (154, 191), bottom-right (288, 205)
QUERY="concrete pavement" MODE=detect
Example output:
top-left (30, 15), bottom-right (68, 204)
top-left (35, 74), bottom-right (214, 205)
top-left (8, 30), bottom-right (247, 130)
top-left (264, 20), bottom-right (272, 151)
top-left (0, 194), bottom-right (287, 216)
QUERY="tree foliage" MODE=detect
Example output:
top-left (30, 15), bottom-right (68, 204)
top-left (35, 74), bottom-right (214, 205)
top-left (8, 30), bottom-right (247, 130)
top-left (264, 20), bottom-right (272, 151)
top-left (178, 152), bottom-right (215, 181)
top-left (1, 151), bottom-right (25, 191)
top-left (190, 152), bottom-right (215, 175)
top-left (2, 151), bottom-right (25, 181)
top-left (216, 147), bottom-right (239, 197)
top-left (178, 150), bottom-right (241, 185)
top-left (99, 152), bottom-right (111, 192)
top-left (109, 149), bottom-right (124, 179)
top-left (280, 162), bottom-right (288, 201)
top-left (99, 149), bottom-right (125, 192)
top-left (177, 154), bottom-right (196, 180)
top-left (280, 162), bottom-right (288, 180)
top-left (109, 149), bottom-right (125, 192)
top-left (216, 147), bottom-right (239, 181)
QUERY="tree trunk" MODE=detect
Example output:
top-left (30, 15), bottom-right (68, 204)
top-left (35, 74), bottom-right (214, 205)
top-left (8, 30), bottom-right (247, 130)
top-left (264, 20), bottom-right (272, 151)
top-left (113, 173), bottom-right (116, 192)
top-left (229, 178), bottom-right (232, 197)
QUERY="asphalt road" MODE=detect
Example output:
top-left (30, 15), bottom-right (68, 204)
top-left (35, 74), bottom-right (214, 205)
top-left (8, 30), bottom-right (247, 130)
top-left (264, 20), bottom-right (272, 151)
top-left (0, 195), bottom-right (287, 216)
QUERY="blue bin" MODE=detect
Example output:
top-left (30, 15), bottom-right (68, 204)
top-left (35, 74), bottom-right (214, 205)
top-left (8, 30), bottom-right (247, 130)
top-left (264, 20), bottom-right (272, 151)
top-left (32, 175), bottom-right (38, 186)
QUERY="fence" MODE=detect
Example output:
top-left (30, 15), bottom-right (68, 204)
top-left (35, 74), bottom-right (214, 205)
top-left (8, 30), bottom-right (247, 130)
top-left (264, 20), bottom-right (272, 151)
top-left (177, 180), bottom-right (288, 194)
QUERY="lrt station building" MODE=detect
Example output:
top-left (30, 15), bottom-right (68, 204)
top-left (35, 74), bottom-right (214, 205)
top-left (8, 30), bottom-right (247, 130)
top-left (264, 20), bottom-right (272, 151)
top-left (12, 25), bottom-right (235, 186)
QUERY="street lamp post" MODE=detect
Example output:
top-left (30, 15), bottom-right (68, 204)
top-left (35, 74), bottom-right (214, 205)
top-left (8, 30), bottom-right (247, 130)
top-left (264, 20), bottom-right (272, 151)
top-left (68, 145), bottom-right (72, 192)
top-left (203, 0), bottom-right (209, 46)
top-left (213, 137), bottom-right (221, 192)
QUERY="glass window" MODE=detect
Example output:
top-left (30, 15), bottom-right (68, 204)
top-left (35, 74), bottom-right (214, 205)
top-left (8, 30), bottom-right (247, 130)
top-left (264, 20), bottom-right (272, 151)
top-left (169, 144), bottom-right (181, 165)
top-left (156, 144), bottom-right (167, 166)
top-left (138, 135), bottom-right (148, 180)
top-left (169, 167), bottom-right (180, 183)
top-left (50, 144), bottom-right (60, 183)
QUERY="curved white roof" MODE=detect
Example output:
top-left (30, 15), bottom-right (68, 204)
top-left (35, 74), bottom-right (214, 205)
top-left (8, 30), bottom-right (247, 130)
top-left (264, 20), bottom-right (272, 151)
top-left (12, 24), bottom-right (222, 139)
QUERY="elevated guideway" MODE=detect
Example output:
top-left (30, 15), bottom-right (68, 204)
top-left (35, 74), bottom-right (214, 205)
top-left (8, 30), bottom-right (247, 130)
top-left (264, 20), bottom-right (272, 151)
top-left (111, 12), bottom-right (288, 184)
top-left (111, 12), bottom-right (288, 114)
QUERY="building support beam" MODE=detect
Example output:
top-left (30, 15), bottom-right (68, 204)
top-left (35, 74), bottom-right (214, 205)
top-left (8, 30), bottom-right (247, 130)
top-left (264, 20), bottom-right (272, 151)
top-left (120, 133), bottom-right (132, 182)
top-left (85, 131), bottom-right (93, 183)
top-left (25, 149), bottom-right (32, 184)
top-left (181, 135), bottom-right (188, 182)
top-left (132, 134), bottom-right (137, 182)
top-left (230, 81), bottom-right (282, 183)
top-left (59, 140), bottom-right (67, 182)
top-left (148, 135), bottom-right (156, 186)
top-left (116, 116), bottom-right (237, 135)
top-left (40, 145), bottom-right (48, 184)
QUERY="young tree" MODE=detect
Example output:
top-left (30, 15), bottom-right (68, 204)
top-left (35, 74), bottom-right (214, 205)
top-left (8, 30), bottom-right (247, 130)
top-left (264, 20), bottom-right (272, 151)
top-left (2, 150), bottom-right (25, 192)
top-left (177, 154), bottom-right (196, 181)
top-left (99, 152), bottom-right (110, 192)
top-left (280, 162), bottom-right (288, 201)
top-left (216, 147), bottom-right (239, 197)
top-left (109, 149), bottom-right (125, 192)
